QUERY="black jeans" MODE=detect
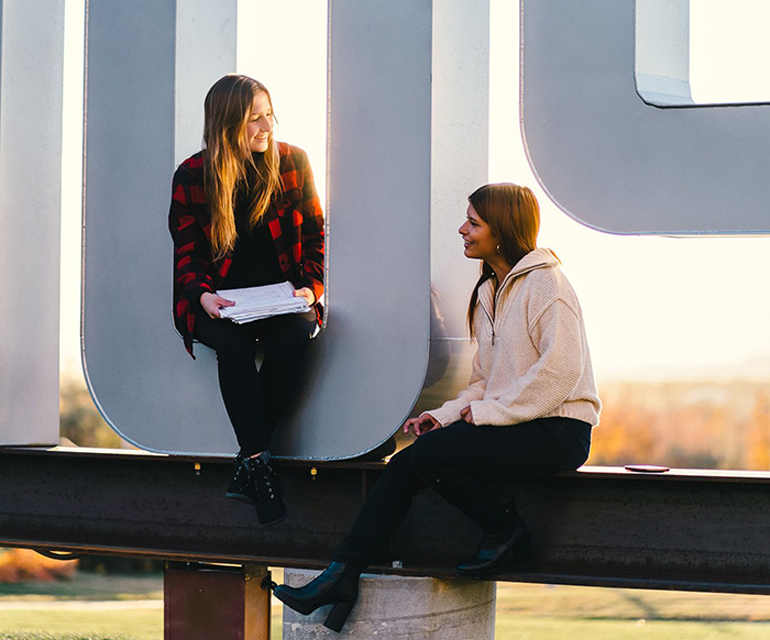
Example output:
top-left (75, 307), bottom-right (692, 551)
top-left (195, 311), bottom-right (316, 456)
top-left (333, 417), bottom-right (591, 571)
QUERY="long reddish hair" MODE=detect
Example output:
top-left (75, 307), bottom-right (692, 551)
top-left (466, 183), bottom-right (540, 339)
top-left (202, 75), bottom-right (281, 260)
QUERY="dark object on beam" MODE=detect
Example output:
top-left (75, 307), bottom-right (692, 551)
top-left (1, 448), bottom-right (769, 594)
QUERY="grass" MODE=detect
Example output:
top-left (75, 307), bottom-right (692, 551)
top-left (0, 573), bottom-right (769, 639)
top-left (0, 609), bottom-right (161, 640)
top-left (0, 575), bottom-right (162, 602)
top-left (494, 583), bottom-right (770, 640)
top-left (495, 582), bottom-right (770, 622)
top-left (494, 617), bottom-right (770, 640)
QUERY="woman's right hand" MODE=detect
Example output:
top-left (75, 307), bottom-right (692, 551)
top-left (403, 413), bottom-right (441, 437)
top-left (200, 292), bottom-right (235, 319)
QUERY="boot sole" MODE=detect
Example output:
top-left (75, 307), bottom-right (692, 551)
top-left (258, 509), bottom-right (287, 528)
top-left (456, 538), bottom-right (534, 579)
top-left (456, 562), bottom-right (534, 579)
top-left (225, 492), bottom-right (255, 505)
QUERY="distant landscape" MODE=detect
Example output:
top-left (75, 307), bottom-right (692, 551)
top-left (60, 369), bottom-right (770, 471)
top-left (589, 377), bottom-right (770, 470)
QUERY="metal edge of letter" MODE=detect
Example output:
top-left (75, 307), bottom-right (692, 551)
top-left (519, 0), bottom-right (770, 236)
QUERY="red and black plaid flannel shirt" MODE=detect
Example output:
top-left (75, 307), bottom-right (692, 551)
top-left (169, 142), bottom-right (325, 357)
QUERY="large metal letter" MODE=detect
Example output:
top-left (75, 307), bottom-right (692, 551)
top-left (0, 0), bottom-right (64, 445)
top-left (82, 0), bottom-right (489, 459)
top-left (520, 0), bottom-right (770, 234)
top-left (83, 0), bottom-right (238, 454)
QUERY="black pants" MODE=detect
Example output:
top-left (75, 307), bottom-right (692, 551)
top-left (333, 417), bottom-right (591, 571)
top-left (195, 311), bottom-right (316, 456)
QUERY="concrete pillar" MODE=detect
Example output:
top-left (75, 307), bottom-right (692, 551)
top-left (282, 569), bottom-right (496, 639)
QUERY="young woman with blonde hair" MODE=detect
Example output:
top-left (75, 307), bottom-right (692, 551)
top-left (168, 74), bottom-right (324, 527)
top-left (273, 183), bottom-right (600, 632)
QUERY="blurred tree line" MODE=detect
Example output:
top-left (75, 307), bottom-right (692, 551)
top-left (61, 369), bottom-right (770, 470)
top-left (588, 380), bottom-right (770, 470)
top-left (59, 375), bottom-right (122, 448)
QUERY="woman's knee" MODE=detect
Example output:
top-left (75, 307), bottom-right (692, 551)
top-left (280, 316), bottom-right (314, 344)
top-left (379, 445), bottom-right (418, 485)
top-left (407, 430), bottom-right (446, 472)
top-left (408, 422), bottom-right (476, 473)
top-left (213, 332), bottom-right (258, 363)
top-left (261, 315), bottom-right (312, 354)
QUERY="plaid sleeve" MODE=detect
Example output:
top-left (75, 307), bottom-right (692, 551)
top-left (295, 151), bottom-right (325, 302)
top-left (168, 166), bottom-right (214, 309)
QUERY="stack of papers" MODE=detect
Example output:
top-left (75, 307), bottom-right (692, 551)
top-left (217, 281), bottom-right (310, 324)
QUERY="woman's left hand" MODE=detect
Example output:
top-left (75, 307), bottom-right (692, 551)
top-left (460, 406), bottom-right (475, 424)
top-left (293, 287), bottom-right (316, 306)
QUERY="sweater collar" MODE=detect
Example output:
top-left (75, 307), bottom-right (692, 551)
top-left (488, 247), bottom-right (560, 291)
top-left (505, 247), bottom-right (560, 282)
top-left (477, 248), bottom-right (560, 315)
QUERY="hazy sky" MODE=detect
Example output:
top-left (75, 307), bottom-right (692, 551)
top-left (59, 0), bottom-right (770, 382)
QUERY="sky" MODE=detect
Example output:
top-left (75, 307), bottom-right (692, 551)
top-left (59, 0), bottom-right (770, 383)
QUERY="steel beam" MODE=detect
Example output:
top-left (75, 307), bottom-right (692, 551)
top-left (0, 449), bottom-right (769, 594)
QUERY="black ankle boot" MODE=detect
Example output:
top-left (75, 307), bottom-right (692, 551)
top-left (246, 453), bottom-right (286, 527)
top-left (273, 561), bottom-right (359, 632)
top-left (455, 508), bottom-right (533, 578)
top-left (225, 452), bottom-right (254, 505)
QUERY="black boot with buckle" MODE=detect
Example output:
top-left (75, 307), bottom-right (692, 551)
top-left (273, 561), bottom-right (360, 632)
top-left (246, 452), bottom-right (286, 527)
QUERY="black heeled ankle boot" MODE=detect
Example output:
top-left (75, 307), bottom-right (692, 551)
top-left (456, 505), bottom-right (533, 578)
top-left (273, 561), bottom-right (360, 632)
top-left (246, 452), bottom-right (286, 527)
top-left (225, 452), bottom-right (254, 505)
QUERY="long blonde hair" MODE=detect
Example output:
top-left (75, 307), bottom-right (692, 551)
top-left (202, 75), bottom-right (282, 260)
top-left (466, 183), bottom-right (540, 339)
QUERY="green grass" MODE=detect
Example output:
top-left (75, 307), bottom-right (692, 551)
top-left (0, 575), bottom-right (162, 602)
top-left (495, 617), bottom-right (770, 640)
top-left (495, 582), bottom-right (770, 621)
top-left (494, 583), bottom-right (770, 640)
top-left (0, 609), bottom-right (161, 640)
top-left (1, 574), bottom-right (769, 639)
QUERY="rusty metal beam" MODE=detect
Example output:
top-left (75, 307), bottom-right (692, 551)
top-left (1, 448), bottom-right (769, 594)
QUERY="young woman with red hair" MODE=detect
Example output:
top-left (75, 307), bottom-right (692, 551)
top-left (169, 75), bottom-right (324, 527)
top-left (274, 183), bottom-right (600, 632)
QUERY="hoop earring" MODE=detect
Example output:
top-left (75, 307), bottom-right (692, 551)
top-left (496, 244), bottom-right (501, 254)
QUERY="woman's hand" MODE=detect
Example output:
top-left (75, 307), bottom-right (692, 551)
top-left (460, 405), bottom-right (475, 424)
top-left (200, 292), bottom-right (235, 319)
top-left (403, 414), bottom-right (441, 437)
top-left (293, 287), bottom-right (316, 306)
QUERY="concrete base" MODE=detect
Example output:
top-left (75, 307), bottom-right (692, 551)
top-left (282, 569), bottom-right (496, 639)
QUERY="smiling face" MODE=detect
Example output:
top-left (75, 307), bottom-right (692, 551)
top-left (459, 203), bottom-right (500, 262)
top-left (246, 92), bottom-right (274, 153)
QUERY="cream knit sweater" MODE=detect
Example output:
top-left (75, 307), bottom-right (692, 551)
top-left (427, 248), bottom-right (601, 428)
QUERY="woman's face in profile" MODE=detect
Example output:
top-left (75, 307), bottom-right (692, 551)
top-left (459, 204), bottom-right (498, 262)
top-left (247, 92), bottom-right (274, 153)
